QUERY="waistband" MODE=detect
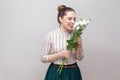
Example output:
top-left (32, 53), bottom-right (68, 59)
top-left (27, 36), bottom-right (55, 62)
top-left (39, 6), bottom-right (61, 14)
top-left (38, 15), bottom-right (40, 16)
top-left (51, 62), bottom-right (77, 68)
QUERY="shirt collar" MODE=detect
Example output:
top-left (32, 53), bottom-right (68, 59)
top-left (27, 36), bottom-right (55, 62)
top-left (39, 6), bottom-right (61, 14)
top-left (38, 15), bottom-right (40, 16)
top-left (58, 27), bottom-right (73, 35)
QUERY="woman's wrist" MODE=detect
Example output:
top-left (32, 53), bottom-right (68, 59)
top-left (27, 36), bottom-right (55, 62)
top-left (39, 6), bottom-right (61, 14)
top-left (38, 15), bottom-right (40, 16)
top-left (77, 44), bottom-right (81, 48)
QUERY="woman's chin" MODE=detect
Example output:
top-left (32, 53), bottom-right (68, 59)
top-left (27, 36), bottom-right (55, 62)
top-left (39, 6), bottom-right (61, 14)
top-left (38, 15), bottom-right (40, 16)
top-left (69, 27), bottom-right (73, 31)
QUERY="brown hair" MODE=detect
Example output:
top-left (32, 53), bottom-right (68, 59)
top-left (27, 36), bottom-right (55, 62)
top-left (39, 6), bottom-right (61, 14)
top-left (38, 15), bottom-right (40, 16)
top-left (57, 5), bottom-right (75, 23)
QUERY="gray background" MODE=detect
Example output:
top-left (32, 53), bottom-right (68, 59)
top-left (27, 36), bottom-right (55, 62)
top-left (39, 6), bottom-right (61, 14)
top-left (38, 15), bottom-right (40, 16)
top-left (0, 0), bottom-right (120, 80)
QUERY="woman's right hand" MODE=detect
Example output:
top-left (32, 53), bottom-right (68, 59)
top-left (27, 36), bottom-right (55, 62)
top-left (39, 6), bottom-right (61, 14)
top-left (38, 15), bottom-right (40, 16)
top-left (60, 50), bottom-right (71, 59)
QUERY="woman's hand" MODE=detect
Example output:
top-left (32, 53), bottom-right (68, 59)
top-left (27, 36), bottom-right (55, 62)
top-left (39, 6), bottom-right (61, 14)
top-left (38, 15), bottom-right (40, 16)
top-left (60, 50), bottom-right (71, 59)
top-left (77, 37), bottom-right (82, 48)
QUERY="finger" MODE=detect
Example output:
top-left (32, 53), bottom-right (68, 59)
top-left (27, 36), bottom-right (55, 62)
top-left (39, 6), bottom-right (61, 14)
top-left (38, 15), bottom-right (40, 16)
top-left (68, 54), bottom-right (71, 58)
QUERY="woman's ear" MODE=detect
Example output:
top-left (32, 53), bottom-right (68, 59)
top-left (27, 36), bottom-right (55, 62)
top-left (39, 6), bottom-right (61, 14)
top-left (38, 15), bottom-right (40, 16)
top-left (59, 17), bottom-right (62, 23)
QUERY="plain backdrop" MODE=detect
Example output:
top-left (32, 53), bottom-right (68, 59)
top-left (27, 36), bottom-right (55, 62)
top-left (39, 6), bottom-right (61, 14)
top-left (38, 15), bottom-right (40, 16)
top-left (0, 0), bottom-right (120, 80)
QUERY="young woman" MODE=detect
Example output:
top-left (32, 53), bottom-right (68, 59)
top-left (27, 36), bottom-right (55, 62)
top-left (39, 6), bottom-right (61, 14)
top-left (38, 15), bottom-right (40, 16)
top-left (41, 5), bottom-right (84, 80)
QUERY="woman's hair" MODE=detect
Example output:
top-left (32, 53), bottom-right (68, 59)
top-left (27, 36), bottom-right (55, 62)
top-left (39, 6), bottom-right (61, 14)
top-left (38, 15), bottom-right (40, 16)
top-left (57, 5), bottom-right (75, 23)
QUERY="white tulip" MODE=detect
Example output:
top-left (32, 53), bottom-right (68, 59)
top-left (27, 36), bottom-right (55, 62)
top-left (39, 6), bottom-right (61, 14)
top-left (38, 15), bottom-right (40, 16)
top-left (76, 26), bottom-right (80, 30)
top-left (79, 19), bottom-right (88, 25)
top-left (79, 21), bottom-right (84, 25)
top-left (86, 20), bottom-right (90, 24)
top-left (73, 22), bottom-right (79, 30)
top-left (82, 19), bottom-right (87, 24)
top-left (74, 22), bottom-right (79, 27)
top-left (73, 18), bottom-right (91, 30)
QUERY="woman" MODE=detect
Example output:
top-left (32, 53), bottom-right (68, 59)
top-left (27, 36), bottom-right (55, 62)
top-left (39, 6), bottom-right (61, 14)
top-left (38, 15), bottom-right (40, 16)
top-left (41, 5), bottom-right (84, 80)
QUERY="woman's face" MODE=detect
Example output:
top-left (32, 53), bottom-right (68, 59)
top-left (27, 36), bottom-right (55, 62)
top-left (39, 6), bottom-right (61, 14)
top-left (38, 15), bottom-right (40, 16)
top-left (59, 11), bottom-right (76, 32)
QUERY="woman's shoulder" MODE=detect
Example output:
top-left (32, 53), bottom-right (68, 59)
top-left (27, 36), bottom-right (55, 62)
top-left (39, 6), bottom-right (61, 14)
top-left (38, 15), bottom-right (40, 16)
top-left (45, 28), bottom-right (59, 40)
top-left (47, 28), bottom-right (59, 35)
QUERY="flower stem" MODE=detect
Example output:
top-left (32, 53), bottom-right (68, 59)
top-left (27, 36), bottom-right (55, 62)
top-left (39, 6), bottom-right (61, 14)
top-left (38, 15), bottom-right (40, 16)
top-left (57, 58), bottom-right (66, 75)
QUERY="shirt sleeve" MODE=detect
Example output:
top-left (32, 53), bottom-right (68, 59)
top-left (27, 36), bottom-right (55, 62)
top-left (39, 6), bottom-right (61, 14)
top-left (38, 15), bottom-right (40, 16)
top-left (40, 33), bottom-right (52, 63)
top-left (76, 53), bottom-right (84, 61)
top-left (71, 49), bottom-right (84, 61)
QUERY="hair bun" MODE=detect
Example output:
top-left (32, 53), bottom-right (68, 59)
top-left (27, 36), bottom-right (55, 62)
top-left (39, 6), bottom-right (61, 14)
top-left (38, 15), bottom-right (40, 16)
top-left (57, 5), bottom-right (66, 12)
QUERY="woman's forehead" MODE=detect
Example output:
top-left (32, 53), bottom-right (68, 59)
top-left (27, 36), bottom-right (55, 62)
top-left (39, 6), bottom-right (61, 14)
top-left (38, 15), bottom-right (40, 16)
top-left (64, 11), bottom-right (76, 17)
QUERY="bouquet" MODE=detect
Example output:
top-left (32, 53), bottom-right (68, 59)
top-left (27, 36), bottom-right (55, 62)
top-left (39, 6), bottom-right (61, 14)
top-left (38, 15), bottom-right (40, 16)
top-left (57, 18), bottom-right (91, 75)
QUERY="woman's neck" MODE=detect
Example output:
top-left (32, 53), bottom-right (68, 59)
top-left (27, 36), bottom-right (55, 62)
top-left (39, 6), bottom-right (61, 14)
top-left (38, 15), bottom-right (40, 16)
top-left (59, 24), bottom-right (69, 32)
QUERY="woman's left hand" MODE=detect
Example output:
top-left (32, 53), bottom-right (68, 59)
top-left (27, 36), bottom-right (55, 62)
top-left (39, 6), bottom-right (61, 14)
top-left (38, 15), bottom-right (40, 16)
top-left (77, 37), bottom-right (82, 48)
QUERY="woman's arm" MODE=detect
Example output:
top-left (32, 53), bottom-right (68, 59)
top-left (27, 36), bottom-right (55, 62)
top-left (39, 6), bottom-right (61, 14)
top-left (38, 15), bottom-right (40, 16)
top-left (40, 33), bottom-right (71, 63)
top-left (75, 37), bottom-right (84, 60)
top-left (41, 49), bottom-right (71, 63)
top-left (46, 50), bottom-right (71, 63)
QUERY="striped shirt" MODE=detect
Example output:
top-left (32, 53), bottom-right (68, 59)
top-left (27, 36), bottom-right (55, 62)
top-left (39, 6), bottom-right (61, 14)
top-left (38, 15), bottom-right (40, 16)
top-left (41, 27), bottom-right (83, 65)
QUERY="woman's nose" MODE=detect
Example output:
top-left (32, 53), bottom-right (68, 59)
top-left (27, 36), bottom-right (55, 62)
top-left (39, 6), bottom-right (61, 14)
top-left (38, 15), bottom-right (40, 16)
top-left (71, 19), bottom-right (75, 24)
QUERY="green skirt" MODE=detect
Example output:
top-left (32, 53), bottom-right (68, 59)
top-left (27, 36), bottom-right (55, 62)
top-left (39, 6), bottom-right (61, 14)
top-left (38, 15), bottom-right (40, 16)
top-left (45, 63), bottom-right (82, 80)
